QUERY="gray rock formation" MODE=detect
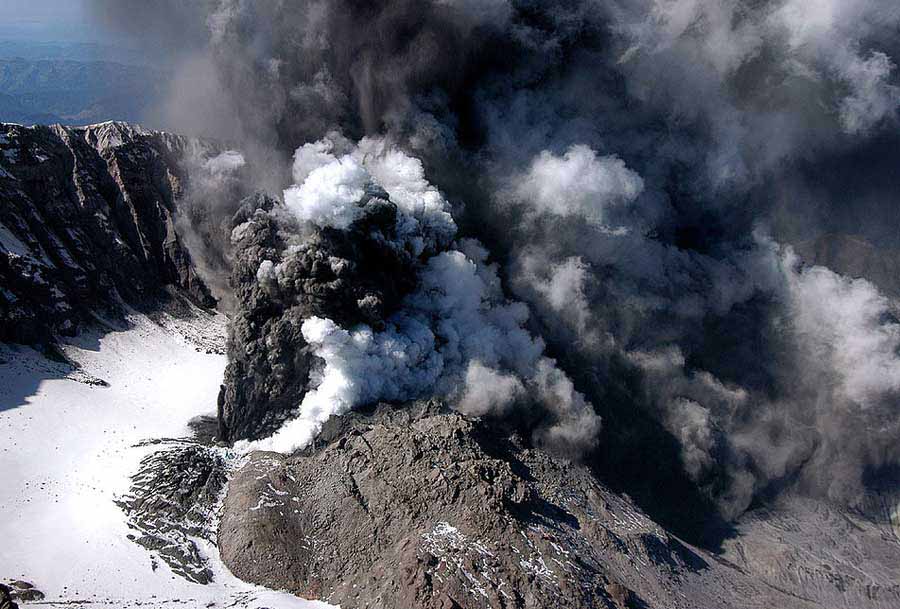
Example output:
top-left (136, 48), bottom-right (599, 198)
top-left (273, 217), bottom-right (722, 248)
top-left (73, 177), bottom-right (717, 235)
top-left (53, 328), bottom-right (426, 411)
top-left (220, 402), bottom-right (650, 608)
top-left (220, 401), bottom-right (899, 609)
top-left (219, 191), bottom-right (419, 442)
top-left (117, 442), bottom-right (227, 584)
top-left (1, 581), bottom-right (44, 606)
top-left (720, 495), bottom-right (900, 608)
top-left (0, 583), bottom-right (17, 609)
top-left (793, 233), bottom-right (900, 297)
top-left (0, 121), bottom-right (215, 345)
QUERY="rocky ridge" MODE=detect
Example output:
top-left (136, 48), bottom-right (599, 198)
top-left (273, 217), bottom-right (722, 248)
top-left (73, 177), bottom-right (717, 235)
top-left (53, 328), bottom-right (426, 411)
top-left (218, 401), bottom-right (900, 609)
top-left (0, 121), bottom-right (215, 345)
top-left (220, 401), bottom-right (671, 609)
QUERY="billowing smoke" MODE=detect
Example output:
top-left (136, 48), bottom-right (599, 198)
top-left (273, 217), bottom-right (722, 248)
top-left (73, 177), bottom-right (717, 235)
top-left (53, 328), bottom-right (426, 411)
top-left (90, 0), bottom-right (900, 521)
top-left (174, 148), bottom-right (253, 307)
top-left (513, 145), bottom-right (644, 225)
top-left (237, 138), bottom-right (600, 458)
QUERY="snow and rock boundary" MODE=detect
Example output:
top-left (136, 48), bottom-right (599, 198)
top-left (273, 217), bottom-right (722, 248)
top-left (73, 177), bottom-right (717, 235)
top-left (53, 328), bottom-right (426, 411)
top-left (0, 312), bottom-right (333, 609)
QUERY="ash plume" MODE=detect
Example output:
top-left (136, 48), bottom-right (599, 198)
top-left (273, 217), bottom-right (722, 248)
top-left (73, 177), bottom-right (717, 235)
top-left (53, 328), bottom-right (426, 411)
top-left (231, 137), bottom-right (600, 459)
top-left (90, 0), bottom-right (900, 521)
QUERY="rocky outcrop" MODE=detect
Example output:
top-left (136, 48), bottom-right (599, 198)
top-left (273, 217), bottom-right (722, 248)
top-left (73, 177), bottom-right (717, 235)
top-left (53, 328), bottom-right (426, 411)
top-left (0, 121), bottom-right (215, 345)
top-left (220, 402), bottom-right (641, 608)
top-left (0, 581), bottom-right (44, 607)
top-left (117, 443), bottom-right (227, 584)
top-left (219, 401), bottom-right (846, 609)
top-left (0, 583), bottom-right (17, 609)
top-left (219, 191), bottom-right (419, 442)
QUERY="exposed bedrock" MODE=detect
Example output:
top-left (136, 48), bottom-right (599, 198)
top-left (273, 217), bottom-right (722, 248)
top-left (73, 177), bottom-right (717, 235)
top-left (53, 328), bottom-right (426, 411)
top-left (219, 401), bottom-right (885, 609)
top-left (220, 402), bottom-right (659, 609)
top-left (0, 121), bottom-right (215, 345)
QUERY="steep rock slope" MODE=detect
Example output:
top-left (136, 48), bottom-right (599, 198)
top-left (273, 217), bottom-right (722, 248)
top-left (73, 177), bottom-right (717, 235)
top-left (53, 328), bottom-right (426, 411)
top-left (220, 402), bottom-right (900, 609)
top-left (0, 121), bottom-right (214, 345)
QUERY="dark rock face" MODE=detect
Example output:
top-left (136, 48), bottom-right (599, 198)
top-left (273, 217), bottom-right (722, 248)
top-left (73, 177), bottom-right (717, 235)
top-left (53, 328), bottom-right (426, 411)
top-left (0, 583), bottom-right (17, 609)
top-left (0, 121), bottom-right (215, 345)
top-left (219, 191), bottom-right (418, 442)
top-left (1, 581), bottom-right (44, 606)
top-left (117, 443), bottom-right (227, 584)
top-left (219, 402), bottom-right (722, 609)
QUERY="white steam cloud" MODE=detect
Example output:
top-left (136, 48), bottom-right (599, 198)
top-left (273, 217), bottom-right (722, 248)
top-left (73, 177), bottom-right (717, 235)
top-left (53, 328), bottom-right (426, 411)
top-left (202, 150), bottom-right (246, 175)
top-left (515, 145), bottom-right (644, 226)
top-left (459, 362), bottom-right (525, 417)
top-left (239, 138), bottom-right (600, 456)
top-left (284, 135), bottom-right (456, 254)
top-left (514, 253), bottom-right (597, 343)
top-left (285, 154), bottom-right (369, 230)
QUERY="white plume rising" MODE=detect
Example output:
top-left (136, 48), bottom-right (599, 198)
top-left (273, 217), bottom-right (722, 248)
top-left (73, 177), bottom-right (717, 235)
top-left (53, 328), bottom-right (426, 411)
top-left (237, 137), bottom-right (600, 456)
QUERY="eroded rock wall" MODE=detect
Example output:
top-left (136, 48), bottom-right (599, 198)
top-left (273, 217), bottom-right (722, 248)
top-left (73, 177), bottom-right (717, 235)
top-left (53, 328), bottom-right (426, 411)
top-left (0, 121), bottom-right (215, 345)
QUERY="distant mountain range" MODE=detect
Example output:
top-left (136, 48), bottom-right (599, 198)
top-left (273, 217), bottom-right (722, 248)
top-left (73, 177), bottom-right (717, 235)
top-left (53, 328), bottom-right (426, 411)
top-left (0, 39), bottom-right (150, 65)
top-left (0, 38), bottom-right (162, 127)
top-left (0, 57), bottom-right (163, 126)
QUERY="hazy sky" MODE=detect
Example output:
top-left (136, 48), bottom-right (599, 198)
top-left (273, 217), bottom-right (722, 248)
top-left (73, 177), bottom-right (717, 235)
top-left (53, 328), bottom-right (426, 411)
top-left (0, 0), bottom-right (86, 20)
top-left (0, 0), bottom-right (111, 43)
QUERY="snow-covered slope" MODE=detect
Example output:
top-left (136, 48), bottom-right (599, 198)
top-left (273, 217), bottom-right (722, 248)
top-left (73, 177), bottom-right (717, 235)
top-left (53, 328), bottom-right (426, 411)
top-left (0, 312), bottom-right (333, 608)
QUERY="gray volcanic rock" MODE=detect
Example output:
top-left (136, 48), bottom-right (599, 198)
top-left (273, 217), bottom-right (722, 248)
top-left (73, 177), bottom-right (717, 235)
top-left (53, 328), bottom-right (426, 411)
top-left (793, 233), bottom-right (900, 297)
top-left (219, 191), bottom-right (419, 442)
top-left (0, 584), bottom-right (17, 609)
top-left (117, 443), bottom-right (227, 584)
top-left (0, 581), bottom-right (44, 605)
top-left (0, 121), bottom-right (215, 345)
top-left (219, 401), bottom-right (900, 608)
top-left (720, 495), bottom-right (900, 608)
top-left (220, 401), bottom-right (643, 609)
top-left (219, 401), bottom-right (847, 609)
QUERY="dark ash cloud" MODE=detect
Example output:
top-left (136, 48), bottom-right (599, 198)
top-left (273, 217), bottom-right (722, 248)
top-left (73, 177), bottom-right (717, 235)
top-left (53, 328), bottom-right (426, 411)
top-left (89, 0), bottom-right (900, 525)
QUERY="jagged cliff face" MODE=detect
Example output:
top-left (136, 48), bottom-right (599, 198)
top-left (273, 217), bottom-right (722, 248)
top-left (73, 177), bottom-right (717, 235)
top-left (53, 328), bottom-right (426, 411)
top-left (0, 121), bottom-right (215, 345)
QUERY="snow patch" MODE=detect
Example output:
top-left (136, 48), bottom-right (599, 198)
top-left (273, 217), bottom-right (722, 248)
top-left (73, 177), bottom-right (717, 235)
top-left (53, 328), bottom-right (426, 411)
top-left (421, 522), bottom-right (508, 601)
top-left (0, 314), bottom-right (334, 608)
